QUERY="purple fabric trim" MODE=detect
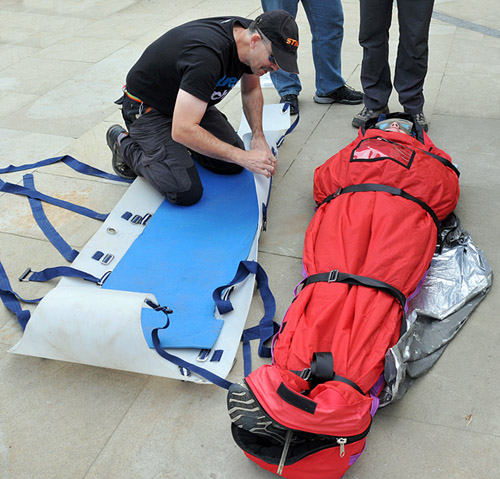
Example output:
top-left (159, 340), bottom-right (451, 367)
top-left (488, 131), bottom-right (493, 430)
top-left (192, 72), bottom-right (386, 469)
top-left (293, 263), bottom-right (308, 296)
top-left (405, 269), bottom-right (429, 313)
top-left (275, 262), bottom-right (307, 360)
top-left (348, 375), bottom-right (385, 466)
top-left (293, 280), bottom-right (302, 297)
top-left (370, 396), bottom-right (380, 416)
top-left (369, 374), bottom-right (385, 416)
top-left (271, 306), bottom-right (291, 361)
top-left (348, 443), bottom-right (366, 466)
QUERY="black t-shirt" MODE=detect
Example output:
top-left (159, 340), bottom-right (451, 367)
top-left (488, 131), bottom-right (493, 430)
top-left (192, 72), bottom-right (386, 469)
top-left (125, 17), bottom-right (253, 116)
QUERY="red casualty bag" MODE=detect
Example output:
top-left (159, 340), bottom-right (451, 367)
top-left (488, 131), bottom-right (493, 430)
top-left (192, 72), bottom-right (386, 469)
top-left (229, 126), bottom-right (460, 478)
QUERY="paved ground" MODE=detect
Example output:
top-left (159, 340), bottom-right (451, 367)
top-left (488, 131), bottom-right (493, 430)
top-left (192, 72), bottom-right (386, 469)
top-left (0, 1), bottom-right (499, 478)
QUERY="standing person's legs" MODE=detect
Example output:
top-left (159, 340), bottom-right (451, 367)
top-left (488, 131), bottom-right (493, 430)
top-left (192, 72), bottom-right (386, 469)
top-left (394, 0), bottom-right (435, 114)
top-left (359, 0), bottom-right (394, 110)
top-left (261, 0), bottom-right (302, 103)
top-left (302, 0), bottom-right (345, 96)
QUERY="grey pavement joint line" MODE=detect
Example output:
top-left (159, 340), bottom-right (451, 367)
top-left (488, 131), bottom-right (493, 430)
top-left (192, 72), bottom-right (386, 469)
top-left (82, 382), bottom-right (148, 479)
top-left (432, 11), bottom-right (500, 38)
top-left (378, 413), bottom-right (500, 439)
top-left (260, 249), bottom-right (303, 261)
top-left (280, 107), bottom-right (331, 180)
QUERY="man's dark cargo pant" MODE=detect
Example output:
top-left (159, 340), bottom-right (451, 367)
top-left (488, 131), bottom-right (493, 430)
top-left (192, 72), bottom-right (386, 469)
top-left (118, 93), bottom-right (244, 206)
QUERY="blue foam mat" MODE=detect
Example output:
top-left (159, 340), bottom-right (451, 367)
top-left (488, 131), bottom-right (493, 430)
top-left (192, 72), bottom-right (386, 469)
top-left (103, 164), bottom-right (259, 349)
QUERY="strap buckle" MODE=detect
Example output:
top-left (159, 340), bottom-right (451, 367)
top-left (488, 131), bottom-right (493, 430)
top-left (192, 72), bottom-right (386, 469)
top-left (97, 270), bottom-right (112, 286)
top-left (299, 368), bottom-right (312, 381)
top-left (321, 187), bottom-right (343, 206)
top-left (197, 349), bottom-right (211, 362)
top-left (328, 269), bottom-right (339, 282)
top-left (19, 267), bottom-right (32, 282)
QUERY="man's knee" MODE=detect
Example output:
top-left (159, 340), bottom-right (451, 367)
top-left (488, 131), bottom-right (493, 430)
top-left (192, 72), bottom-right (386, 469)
top-left (167, 185), bottom-right (203, 206)
top-left (164, 164), bottom-right (204, 206)
top-left (191, 151), bottom-right (244, 175)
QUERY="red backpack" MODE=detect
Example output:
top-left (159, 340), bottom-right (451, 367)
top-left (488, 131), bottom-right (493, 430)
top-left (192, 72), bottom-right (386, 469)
top-left (228, 127), bottom-right (460, 478)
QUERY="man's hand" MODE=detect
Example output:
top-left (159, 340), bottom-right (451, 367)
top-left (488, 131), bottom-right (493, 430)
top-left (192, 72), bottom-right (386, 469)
top-left (236, 147), bottom-right (277, 178)
top-left (173, 89), bottom-right (278, 177)
top-left (239, 75), bottom-right (277, 177)
top-left (247, 133), bottom-right (277, 177)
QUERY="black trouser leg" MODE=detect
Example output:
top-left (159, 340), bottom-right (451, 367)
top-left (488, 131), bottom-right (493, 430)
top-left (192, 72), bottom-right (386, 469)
top-left (193, 106), bottom-right (245, 175)
top-left (394, 0), bottom-right (435, 113)
top-left (119, 100), bottom-right (243, 206)
top-left (359, 0), bottom-right (394, 110)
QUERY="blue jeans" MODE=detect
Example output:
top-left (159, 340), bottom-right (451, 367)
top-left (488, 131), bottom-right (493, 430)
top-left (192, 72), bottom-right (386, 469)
top-left (261, 0), bottom-right (345, 97)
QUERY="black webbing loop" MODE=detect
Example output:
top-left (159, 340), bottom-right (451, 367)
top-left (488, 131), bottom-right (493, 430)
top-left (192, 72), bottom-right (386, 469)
top-left (319, 183), bottom-right (442, 247)
top-left (299, 269), bottom-right (406, 313)
top-left (277, 382), bottom-right (317, 414)
top-left (310, 352), bottom-right (334, 383)
top-left (298, 352), bottom-right (365, 395)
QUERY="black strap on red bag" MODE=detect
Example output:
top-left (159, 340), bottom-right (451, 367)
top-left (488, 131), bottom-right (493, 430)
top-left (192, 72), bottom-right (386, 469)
top-left (299, 269), bottom-right (406, 314)
top-left (321, 183), bottom-right (442, 245)
top-left (305, 352), bottom-right (365, 395)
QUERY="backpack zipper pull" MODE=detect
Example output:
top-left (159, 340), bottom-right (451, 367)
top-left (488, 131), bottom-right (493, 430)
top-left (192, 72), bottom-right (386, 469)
top-left (277, 430), bottom-right (293, 475)
top-left (337, 437), bottom-right (347, 457)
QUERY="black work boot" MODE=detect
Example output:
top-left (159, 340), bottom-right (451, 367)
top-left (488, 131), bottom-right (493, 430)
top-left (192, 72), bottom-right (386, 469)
top-left (106, 124), bottom-right (136, 180)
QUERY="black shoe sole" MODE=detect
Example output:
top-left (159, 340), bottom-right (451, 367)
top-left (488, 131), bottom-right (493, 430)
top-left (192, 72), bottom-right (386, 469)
top-left (314, 95), bottom-right (363, 105)
top-left (227, 382), bottom-right (292, 445)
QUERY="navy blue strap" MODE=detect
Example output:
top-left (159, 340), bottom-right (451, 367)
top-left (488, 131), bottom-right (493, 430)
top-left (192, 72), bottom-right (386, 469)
top-left (0, 178), bottom-right (108, 221)
top-left (276, 103), bottom-right (300, 148)
top-left (23, 174), bottom-right (79, 262)
top-left (213, 260), bottom-right (279, 377)
top-left (24, 266), bottom-right (101, 284)
top-left (213, 261), bottom-right (274, 314)
top-left (149, 301), bottom-right (233, 389)
top-left (0, 155), bottom-right (132, 183)
top-left (241, 320), bottom-right (280, 377)
top-left (0, 261), bottom-right (42, 330)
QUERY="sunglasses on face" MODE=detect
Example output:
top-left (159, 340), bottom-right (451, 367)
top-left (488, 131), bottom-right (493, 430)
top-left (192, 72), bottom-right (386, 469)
top-left (256, 28), bottom-right (277, 65)
top-left (375, 119), bottom-right (413, 134)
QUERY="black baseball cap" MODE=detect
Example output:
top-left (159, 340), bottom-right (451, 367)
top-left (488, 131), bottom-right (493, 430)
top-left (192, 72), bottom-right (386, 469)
top-left (254, 10), bottom-right (299, 74)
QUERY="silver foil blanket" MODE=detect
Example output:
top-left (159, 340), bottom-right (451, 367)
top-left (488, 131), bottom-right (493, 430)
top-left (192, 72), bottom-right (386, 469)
top-left (380, 215), bottom-right (493, 406)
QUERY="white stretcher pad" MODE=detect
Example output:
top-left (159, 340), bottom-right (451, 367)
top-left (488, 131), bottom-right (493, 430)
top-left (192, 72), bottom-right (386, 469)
top-left (10, 104), bottom-right (290, 383)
